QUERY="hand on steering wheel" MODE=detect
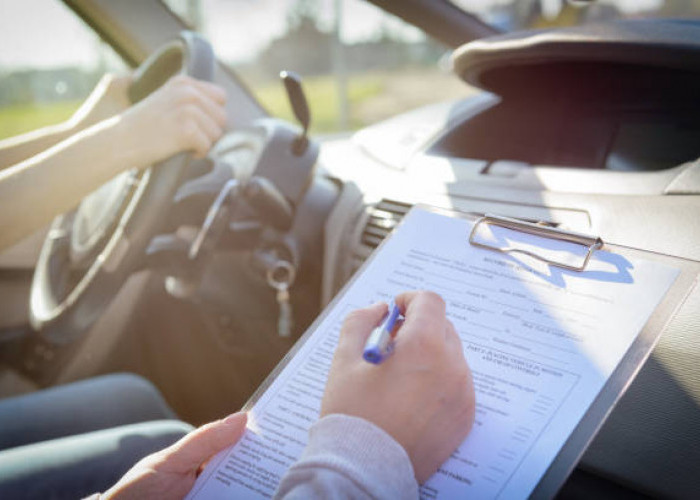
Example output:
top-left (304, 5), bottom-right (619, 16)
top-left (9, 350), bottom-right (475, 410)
top-left (30, 32), bottom-right (223, 344)
top-left (118, 74), bottom-right (226, 163)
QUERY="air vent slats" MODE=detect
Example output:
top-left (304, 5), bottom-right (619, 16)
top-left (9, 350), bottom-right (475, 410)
top-left (376, 200), bottom-right (412, 214)
top-left (348, 199), bottom-right (412, 277)
top-left (363, 224), bottom-right (390, 239)
top-left (361, 234), bottom-right (385, 248)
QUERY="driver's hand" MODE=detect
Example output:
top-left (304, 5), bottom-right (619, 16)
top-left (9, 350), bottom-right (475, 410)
top-left (102, 412), bottom-right (247, 500)
top-left (68, 74), bottom-right (133, 131)
top-left (321, 291), bottom-right (476, 483)
top-left (117, 74), bottom-right (227, 164)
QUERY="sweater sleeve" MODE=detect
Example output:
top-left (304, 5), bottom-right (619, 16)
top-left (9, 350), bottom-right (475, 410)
top-left (273, 414), bottom-right (418, 500)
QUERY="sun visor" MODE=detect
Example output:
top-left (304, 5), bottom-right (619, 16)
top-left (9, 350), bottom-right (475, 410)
top-left (452, 19), bottom-right (700, 98)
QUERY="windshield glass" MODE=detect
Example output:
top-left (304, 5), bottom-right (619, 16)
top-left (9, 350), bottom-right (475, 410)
top-left (449, 0), bottom-right (700, 31)
top-left (162, 0), bottom-right (472, 134)
top-left (0, 0), bottom-right (126, 140)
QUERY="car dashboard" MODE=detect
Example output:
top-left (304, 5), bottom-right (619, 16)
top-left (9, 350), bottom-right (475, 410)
top-left (317, 102), bottom-right (700, 499)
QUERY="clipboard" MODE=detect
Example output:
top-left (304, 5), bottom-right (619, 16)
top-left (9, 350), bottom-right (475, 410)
top-left (463, 211), bottom-right (699, 498)
top-left (238, 205), bottom-right (699, 499)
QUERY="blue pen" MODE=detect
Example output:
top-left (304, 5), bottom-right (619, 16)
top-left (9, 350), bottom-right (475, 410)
top-left (363, 301), bottom-right (402, 364)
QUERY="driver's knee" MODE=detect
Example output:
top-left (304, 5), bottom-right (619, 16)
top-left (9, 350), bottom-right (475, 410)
top-left (88, 373), bottom-right (177, 421)
top-left (0, 373), bottom-right (177, 450)
top-left (0, 419), bottom-right (193, 500)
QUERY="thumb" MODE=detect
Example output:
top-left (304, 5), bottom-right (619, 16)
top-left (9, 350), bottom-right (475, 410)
top-left (165, 412), bottom-right (248, 470)
top-left (338, 302), bottom-right (388, 355)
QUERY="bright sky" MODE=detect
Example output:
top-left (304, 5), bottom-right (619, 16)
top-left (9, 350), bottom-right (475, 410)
top-left (0, 0), bottom-right (412, 68)
top-left (194, 0), bottom-right (425, 63)
top-left (0, 0), bottom-right (102, 69)
top-left (0, 0), bottom-right (671, 70)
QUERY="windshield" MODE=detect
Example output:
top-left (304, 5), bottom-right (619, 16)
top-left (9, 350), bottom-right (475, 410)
top-left (449, 0), bottom-right (700, 31)
top-left (161, 0), bottom-right (700, 136)
top-left (162, 0), bottom-right (472, 135)
top-left (0, 0), bottom-right (127, 140)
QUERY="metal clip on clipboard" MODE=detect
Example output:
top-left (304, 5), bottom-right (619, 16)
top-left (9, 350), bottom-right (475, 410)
top-left (468, 214), bottom-right (604, 272)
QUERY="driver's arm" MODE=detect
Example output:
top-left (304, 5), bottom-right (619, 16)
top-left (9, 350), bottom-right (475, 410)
top-left (0, 75), bottom-right (226, 252)
top-left (0, 75), bottom-right (132, 171)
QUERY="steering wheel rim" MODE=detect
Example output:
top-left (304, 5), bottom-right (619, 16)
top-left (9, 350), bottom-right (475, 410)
top-left (30, 31), bottom-right (216, 344)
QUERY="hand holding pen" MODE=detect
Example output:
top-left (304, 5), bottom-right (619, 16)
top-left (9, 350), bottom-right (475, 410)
top-left (363, 300), bottom-right (402, 364)
top-left (321, 291), bottom-right (476, 483)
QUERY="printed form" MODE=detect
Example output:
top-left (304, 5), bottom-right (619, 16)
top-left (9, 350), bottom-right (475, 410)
top-left (186, 207), bottom-right (679, 500)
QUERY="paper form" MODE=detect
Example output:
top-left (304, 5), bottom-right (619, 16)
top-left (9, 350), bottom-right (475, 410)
top-left (186, 207), bottom-right (679, 500)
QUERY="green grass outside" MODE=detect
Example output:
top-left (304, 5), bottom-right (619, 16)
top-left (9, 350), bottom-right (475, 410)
top-left (253, 73), bottom-right (384, 133)
top-left (0, 74), bottom-right (381, 141)
top-left (0, 101), bottom-right (81, 141)
top-left (0, 69), bottom-right (455, 143)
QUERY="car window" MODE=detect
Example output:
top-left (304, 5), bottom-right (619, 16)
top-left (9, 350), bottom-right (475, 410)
top-left (0, 0), bottom-right (127, 140)
top-left (162, 0), bottom-right (474, 134)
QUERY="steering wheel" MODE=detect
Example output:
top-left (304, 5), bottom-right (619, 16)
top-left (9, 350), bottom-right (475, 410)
top-left (30, 32), bottom-right (217, 344)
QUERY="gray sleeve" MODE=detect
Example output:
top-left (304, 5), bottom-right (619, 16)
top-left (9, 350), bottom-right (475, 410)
top-left (273, 414), bottom-right (418, 500)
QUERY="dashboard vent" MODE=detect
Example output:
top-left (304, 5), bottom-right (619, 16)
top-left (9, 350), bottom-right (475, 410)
top-left (350, 199), bottom-right (412, 274)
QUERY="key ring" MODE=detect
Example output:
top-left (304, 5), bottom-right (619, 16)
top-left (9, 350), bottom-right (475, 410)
top-left (266, 260), bottom-right (296, 290)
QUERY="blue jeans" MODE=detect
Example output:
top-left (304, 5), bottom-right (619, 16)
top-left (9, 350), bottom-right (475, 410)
top-left (0, 374), bottom-right (194, 499)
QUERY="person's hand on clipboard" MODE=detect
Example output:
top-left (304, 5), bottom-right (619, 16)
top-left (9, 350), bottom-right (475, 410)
top-left (322, 290), bottom-right (476, 483)
top-left (97, 290), bottom-right (476, 498)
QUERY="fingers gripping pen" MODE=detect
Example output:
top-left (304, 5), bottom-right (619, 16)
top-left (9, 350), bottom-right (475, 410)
top-left (363, 302), bottom-right (402, 364)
